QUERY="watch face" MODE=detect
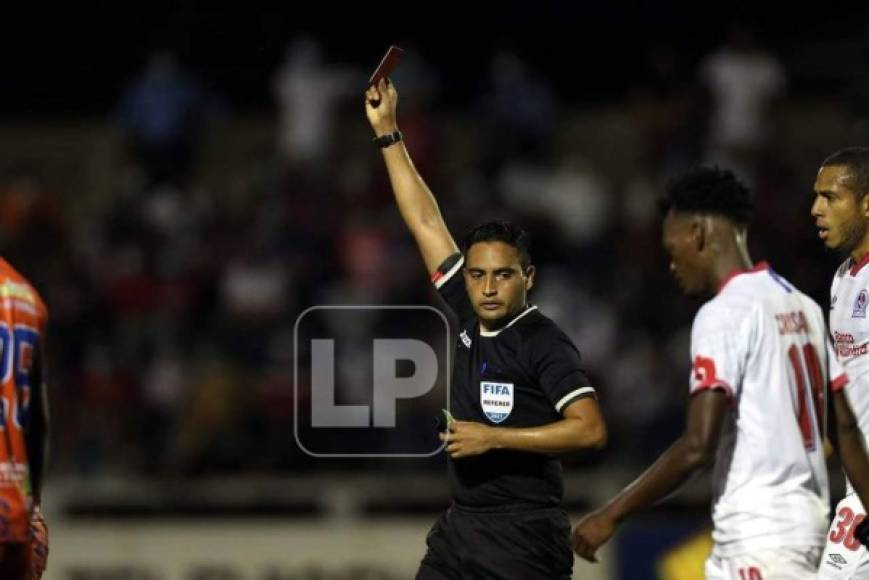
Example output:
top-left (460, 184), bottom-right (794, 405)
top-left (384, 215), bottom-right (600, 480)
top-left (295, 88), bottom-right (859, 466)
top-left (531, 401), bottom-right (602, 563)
top-left (376, 131), bottom-right (400, 148)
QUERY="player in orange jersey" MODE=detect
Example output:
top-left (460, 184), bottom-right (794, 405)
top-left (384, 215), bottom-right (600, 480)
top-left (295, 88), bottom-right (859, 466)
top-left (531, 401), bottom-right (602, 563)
top-left (0, 258), bottom-right (49, 579)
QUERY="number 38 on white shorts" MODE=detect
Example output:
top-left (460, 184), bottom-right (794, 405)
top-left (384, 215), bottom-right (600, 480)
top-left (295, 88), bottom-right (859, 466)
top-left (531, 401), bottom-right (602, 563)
top-left (819, 493), bottom-right (869, 579)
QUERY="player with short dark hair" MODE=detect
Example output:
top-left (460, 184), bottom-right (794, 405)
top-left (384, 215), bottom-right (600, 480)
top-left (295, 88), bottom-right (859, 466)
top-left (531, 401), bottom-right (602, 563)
top-left (365, 78), bottom-right (606, 580)
top-left (574, 167), bottom-right (840, 578)
top-left (819, 148), bottom-right (869, 201)
top-left (660, 165), bottom-right (754, 225)
top-left (812, 146), bottom-right (869, 579)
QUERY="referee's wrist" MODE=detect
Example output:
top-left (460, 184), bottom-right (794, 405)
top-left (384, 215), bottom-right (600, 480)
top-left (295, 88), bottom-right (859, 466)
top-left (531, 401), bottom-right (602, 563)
top-left (374, 124), bottom-right (399, 137)
top-left (488, 426), bottom-right (506, 450)
top-left (373, 129), bottom-right (402, 149)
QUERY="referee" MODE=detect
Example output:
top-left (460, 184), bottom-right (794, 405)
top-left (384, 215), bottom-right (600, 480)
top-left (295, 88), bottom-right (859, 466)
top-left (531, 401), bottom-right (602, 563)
top-left (365, 78), bottom-right (607, 580)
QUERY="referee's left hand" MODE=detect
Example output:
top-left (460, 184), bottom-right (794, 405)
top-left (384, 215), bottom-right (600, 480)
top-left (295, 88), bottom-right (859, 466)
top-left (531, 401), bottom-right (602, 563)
top-left (440, 421), bottom-right (496, 459)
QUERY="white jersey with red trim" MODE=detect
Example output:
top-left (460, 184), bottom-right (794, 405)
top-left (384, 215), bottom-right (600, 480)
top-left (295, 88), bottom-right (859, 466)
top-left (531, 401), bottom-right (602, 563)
top-left (831, 255), bottom-right (869, 497)
top-left (690, 264), bottom-right (831, 556)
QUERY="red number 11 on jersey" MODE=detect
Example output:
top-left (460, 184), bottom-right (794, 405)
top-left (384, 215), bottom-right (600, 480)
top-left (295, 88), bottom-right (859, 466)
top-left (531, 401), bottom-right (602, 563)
top-left (787, 344), bottom-right (823, 450)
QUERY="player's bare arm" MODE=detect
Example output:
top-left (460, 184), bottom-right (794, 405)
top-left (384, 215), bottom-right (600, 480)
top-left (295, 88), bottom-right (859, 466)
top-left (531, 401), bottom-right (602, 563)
top-left (24, 345), bottom-right (48, 506)
top-left (571, 389), bottom-right (728, 562)
top-left (439, 397), bottom-right (606, 459)
top-left (832, 389), bottom-right (869, 511)
top-left (26, 344), bottom-right (47, 507)
top-left (365, 78), bottom-right (458, 275)
top-left (26, 344), bottom-right (49, 579)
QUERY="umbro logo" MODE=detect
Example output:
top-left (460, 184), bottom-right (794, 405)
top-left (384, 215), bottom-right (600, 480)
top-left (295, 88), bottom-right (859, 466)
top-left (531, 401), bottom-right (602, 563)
top-left (828, 553), bottom-right (847, 567)
top-left (460, 330), bottom-right (471, 348)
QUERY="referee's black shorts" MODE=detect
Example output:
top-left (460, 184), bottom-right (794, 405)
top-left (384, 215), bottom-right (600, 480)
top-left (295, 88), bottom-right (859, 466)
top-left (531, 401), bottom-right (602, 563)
top-left (415, 504), bottom-right (573, 580)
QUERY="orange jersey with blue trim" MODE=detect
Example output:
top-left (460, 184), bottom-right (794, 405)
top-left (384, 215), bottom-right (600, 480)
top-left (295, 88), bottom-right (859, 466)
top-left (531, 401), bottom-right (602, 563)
top-left (0, 258), bottom-right (46, 543)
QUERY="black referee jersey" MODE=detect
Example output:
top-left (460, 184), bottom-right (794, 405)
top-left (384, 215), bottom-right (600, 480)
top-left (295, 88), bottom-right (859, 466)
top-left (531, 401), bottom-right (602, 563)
top-left (432, 252), bottom-right (596, 511)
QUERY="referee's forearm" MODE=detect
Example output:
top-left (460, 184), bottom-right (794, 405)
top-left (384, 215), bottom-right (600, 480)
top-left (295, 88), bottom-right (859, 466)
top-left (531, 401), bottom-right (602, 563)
top-left (380, 141), bottom-right (457, 273)
top-left (381, 142), bottom-right (445, 231)
top-left (491, 417), bottom-right (606, 454)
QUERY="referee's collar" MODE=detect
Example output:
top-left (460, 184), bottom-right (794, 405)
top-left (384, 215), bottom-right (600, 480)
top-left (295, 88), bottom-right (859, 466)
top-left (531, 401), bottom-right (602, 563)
top-left (479, 305), bottom-right (538, 337)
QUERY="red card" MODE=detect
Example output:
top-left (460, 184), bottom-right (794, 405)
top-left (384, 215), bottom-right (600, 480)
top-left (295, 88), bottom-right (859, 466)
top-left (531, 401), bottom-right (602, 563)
top-left (368, 46), bottom-right (404, 86)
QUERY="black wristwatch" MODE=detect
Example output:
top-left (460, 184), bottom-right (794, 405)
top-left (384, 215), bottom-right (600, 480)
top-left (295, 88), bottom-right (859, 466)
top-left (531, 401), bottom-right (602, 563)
top-left (373, 130), bottom-right (402, 148)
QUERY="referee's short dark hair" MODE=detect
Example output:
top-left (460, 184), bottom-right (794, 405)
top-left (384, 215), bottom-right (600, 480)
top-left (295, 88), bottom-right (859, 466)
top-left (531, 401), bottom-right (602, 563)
top-left (658, 166), bottom-right (754, 226)
top-left (821, 147), bottom-right (869, 199)
top-left (463, 221), bottom-right (532, 271)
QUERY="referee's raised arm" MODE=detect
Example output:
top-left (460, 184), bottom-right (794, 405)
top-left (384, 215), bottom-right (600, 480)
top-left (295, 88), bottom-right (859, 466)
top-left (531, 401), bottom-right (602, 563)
top-left (365, 78), bottom-right (458, 276)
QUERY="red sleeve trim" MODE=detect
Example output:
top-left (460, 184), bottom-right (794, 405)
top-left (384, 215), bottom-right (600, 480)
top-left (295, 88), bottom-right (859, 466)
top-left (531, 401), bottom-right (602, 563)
top-left (691, 380), bottom-right (735, 401)
top-left (431, 254), bottom-right (464, 289)
top-left (831, 373), bottom-right (850, 393)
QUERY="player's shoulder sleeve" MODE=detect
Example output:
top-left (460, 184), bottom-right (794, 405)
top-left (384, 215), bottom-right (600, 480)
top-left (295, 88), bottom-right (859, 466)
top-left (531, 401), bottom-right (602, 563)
top-left (526, 317), bottom-right (595, 414)
top-left (0, 258), bottom-right (48, 328)
top-left (689, 296), bottom-right (752, 401)
top-left (432, 252), bottom-right (474, 322)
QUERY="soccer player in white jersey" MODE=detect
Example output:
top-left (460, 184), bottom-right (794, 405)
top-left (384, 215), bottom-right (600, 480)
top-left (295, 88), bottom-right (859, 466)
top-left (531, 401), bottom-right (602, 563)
top-left (813, 147), bottom-right (869, 579)
top-left (573, 167), bottom-right (838, 579)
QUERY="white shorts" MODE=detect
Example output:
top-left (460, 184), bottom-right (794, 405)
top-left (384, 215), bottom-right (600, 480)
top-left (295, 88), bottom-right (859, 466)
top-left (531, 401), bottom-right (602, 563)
top-left (818, 493), bottom-right (869, 579)
top-left (704, 546), bottom-right (821, 579)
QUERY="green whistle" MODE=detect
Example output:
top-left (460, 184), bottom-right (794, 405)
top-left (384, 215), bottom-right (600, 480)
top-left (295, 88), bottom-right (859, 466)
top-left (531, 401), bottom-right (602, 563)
top-left (442, 409), bottom-right (456, 428)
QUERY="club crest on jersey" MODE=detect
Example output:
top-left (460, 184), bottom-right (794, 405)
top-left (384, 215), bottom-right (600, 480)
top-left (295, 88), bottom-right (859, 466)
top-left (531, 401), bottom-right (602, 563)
top-left (853, 290), bottom-right (868, 318)
top-left (480, 381), bottom-right (513, 423)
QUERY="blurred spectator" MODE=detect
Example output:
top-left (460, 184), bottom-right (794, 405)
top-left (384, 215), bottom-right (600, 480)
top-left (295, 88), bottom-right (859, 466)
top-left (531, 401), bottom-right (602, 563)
top-left (628, 44), bottom-right (701, 178)
top-left (541, 153), bottom-right (612, 249)
top-left (845, 24), bottom-right (869, 143)
top-left (139, 346), bottom-right (187, 473)
top-left (272, 37), bottom-right (358, 168)
top-left (0, 169), bottom-right (67, 274)
top-left (699, 24), bottom-right (786, 178)
top-left (220, 251), bottom-right (291, 321)
top-left (498, 152), bottom-right (612, 271)
top-left (116, 51), bottom-right (223, 187)
top-left (478, 52), bottom-right (557, 171)
top-left (170, 348), bottom-right (254, 475)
